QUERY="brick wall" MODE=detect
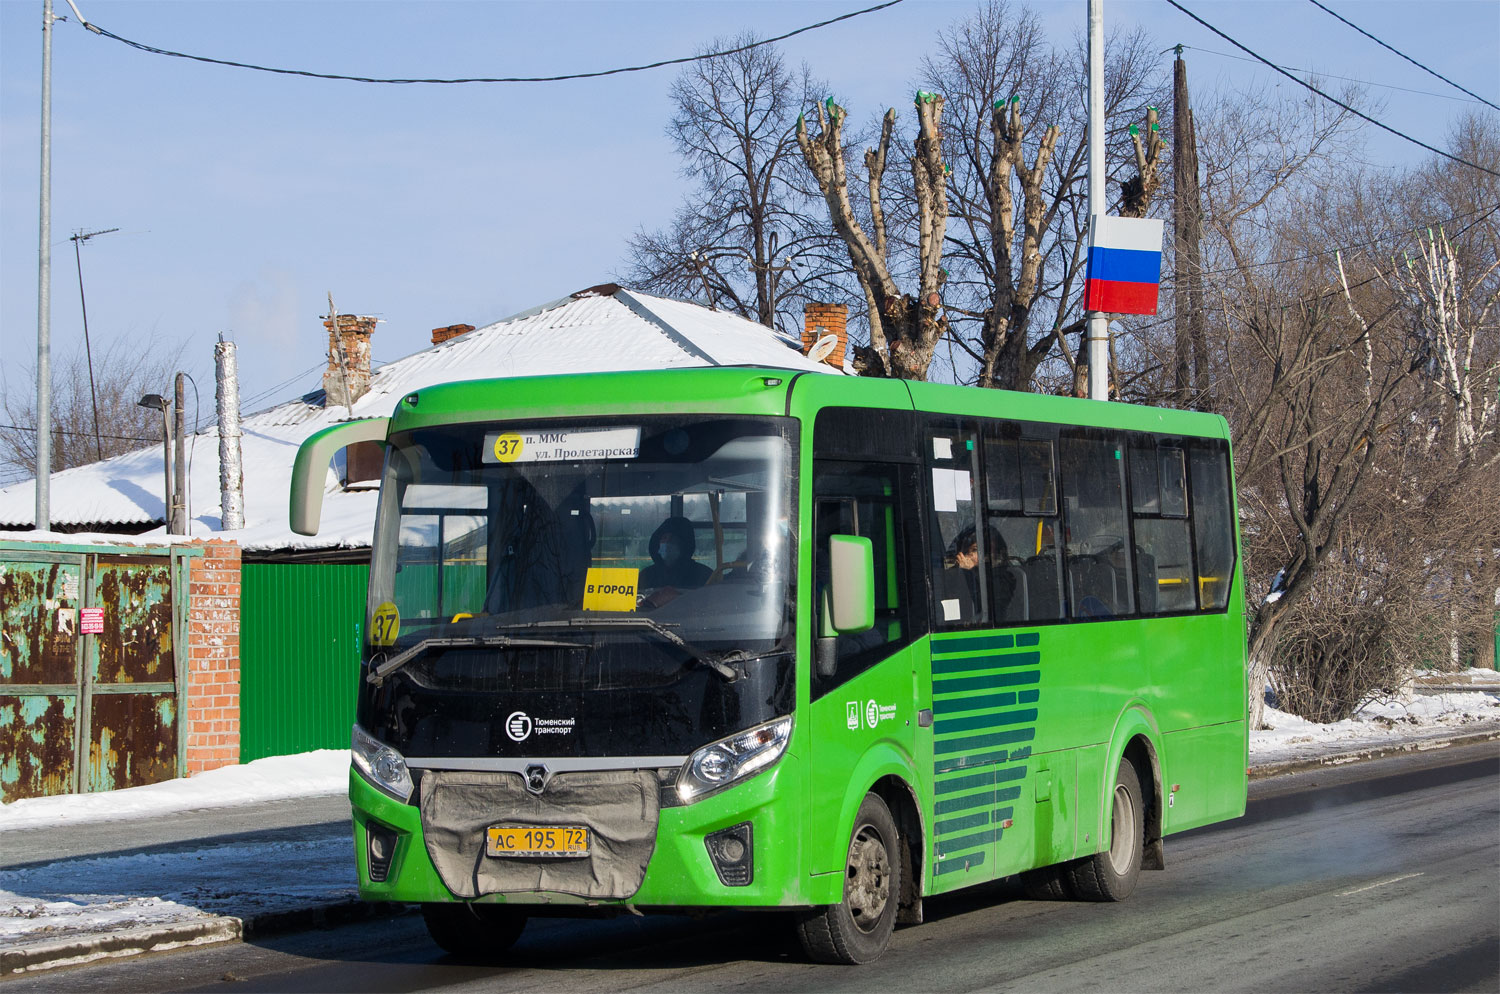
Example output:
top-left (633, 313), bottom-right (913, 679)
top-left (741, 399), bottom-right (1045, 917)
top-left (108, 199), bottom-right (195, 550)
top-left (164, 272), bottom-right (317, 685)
top-left (185, 539), bottom-right (241, 774)
top-left (802, 302), bottom-right (848, 370)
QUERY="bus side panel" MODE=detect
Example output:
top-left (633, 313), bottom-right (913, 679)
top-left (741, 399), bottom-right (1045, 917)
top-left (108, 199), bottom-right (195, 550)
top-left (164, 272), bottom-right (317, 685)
top-left (1014, 746), bottom-right (1078, 877)
top-left (1162, 720), bottom-right (1248, 833)
top-left (805, 644), bottom-right (925, 879)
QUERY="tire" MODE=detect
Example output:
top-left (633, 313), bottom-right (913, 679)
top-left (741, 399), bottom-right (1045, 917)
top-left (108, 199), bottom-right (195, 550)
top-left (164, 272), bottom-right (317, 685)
top-left (796, 793), bottom-right (900, 964)
top-left (1020, 862), bottom-right (1076, 900)
top-left (421, 902), bottom-right (527, 959)
top-left (1066, 758), bottom-right (1144, 902)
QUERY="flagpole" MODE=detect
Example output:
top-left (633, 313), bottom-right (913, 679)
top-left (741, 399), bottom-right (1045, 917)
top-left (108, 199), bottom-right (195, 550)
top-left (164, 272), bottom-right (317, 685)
top-left (1086, 0), bottom-right (1109, 402)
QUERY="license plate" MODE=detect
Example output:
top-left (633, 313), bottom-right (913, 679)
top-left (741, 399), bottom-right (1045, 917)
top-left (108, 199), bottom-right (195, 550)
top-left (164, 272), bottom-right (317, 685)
top-left (486, 825), bottom-right (590, 858)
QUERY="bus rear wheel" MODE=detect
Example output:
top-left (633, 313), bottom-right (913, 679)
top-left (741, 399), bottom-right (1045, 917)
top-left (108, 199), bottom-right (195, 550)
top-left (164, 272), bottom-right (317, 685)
top-left (421, 902), bottom-right (527, 959)
top-left (1066, 758), bottom-right (1144, 901)
top-left (796, 793), bottom-right (899, 964)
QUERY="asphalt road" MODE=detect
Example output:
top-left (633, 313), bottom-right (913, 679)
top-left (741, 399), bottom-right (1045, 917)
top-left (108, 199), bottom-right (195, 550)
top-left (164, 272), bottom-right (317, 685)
top-left (12, 742), bottom-right (1497, 994)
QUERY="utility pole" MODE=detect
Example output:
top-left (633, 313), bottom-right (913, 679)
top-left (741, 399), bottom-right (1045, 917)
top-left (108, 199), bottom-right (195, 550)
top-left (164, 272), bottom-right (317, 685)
top-left (172, 372), bottom-right (187, 534)
top-left (1172, 47), bottom-right (1208, 410)
top-left (1086, 0), bottom-right (1110, 402)
top-left (215, 335), bottom-right (245, 531)
top-left (35, 0), bottom-right (56, 529)
top-left (71, 226), bottom-right (120, 461)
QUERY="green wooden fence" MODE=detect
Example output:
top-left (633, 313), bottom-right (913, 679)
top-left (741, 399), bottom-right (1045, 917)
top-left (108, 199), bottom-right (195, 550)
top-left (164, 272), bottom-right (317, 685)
top-left (240, 562), bottom-right (368, 762)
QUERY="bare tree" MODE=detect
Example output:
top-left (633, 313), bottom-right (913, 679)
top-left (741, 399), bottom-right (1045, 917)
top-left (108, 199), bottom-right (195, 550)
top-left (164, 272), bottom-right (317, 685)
top-left (797, 93), bottom-right (952, 379)
top-left (0, 338), bottom-right (184, 484)
top-left (916, 4), bottom-right (1168, 392)
top-left (620, 35), bottom-right (840, 335)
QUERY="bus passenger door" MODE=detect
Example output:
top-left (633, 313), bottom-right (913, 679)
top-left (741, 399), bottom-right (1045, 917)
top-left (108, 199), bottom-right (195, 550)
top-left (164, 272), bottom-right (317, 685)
top-left (922, 421), bottom-right (1043, 889)
top-left (807, 459), bottom-right (925, 880)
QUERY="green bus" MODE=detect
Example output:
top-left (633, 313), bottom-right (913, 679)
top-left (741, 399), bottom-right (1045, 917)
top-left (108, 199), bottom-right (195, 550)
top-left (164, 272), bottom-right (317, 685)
top-left (291, 365), bottom-right (1247, 964)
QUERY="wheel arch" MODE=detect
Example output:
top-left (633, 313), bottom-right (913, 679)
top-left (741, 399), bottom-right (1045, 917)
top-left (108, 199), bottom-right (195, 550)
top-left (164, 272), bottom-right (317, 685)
top-left (1102, 704), bottom-right (1165, 870)
top-left (870, 773), bottom-right (925, 924)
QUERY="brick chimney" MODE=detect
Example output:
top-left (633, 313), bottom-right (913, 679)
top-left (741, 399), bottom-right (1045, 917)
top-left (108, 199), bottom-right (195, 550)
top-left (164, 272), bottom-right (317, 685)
top-left (430, 323), bottom-right (474, 346)
top-left (802, 302), bottom-right (848, 370)
top-left (323, 314), bottom-right (377, 408)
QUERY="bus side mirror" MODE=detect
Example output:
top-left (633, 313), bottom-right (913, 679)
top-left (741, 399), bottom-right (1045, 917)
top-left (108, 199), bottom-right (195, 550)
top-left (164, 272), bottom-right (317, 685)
top-left (827, 535), bottom-right (874, 635)
top-left (289, 418), bottom-right (390, 535)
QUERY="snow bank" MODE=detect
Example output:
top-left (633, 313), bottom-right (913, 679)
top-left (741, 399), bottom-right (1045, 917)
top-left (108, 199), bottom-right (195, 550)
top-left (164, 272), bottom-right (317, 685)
top-left (0, 751), bottom-right (348, 833)
top-left (1251, 689), bottom-right (1500, 764)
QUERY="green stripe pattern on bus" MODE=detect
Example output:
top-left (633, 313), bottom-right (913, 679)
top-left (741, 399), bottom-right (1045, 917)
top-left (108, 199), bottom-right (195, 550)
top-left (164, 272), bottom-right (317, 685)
top-left (930, 630), bottom-right (1041, 875)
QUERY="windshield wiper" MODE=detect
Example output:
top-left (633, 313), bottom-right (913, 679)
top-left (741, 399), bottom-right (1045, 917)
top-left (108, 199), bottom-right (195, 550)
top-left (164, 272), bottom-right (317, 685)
top-left (534, 617), bottom-right (742, 682)
top-left (367, 635), bottom-right (584, 686)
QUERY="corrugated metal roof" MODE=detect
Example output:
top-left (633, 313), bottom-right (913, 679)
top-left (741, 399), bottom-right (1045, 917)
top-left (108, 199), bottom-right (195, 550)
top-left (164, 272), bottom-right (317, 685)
top-left (0, 288), bottom-right (840, 550)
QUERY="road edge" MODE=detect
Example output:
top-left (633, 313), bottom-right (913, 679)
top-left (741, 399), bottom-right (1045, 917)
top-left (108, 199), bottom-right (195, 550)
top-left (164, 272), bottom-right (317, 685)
top-left (0, 900), bottom-right (411, 978)
top-left (1249, 725), bottom-right (1500, 780)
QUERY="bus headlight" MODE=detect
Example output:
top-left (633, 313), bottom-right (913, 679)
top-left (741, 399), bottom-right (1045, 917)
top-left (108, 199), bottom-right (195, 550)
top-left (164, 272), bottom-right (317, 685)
top-left (677, 716), bottom-right (792, 804)
top-left (352, 724), bottom-right (414, 802)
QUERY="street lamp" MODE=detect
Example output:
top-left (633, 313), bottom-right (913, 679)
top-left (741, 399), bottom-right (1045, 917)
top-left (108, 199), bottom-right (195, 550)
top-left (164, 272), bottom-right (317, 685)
top-left (137, 393), bottom-right (173, 533)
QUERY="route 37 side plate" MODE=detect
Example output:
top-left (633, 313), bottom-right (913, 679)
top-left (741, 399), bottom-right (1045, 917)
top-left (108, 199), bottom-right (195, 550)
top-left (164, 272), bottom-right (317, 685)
top-left (486, 825), bottom-right (590, 858)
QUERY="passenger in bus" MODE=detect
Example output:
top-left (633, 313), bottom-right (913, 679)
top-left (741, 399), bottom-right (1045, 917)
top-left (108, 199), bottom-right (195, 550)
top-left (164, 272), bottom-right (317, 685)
top-left (942, 525), bottom-right (1016, 623)
top-left (640, 516), bottom-right (712, 590)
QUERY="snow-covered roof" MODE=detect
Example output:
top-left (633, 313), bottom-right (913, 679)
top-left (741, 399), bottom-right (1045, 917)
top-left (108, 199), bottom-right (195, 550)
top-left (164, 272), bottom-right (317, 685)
top-left (0, 287), bottom-right (840, 552)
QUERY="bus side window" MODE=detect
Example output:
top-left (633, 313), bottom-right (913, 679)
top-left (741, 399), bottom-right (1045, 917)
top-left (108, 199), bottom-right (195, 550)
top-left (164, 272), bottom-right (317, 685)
top-left (811, 462), bottom-right (919, 700)
top-left (1189, 442), bottom-right (1235, 610)
top-left (926, 427), bottom-right (988, 628)
top-left (1129, 436), bottom-right (1194, 614)
top-left (1059, 430), bottom-right (1135, 620)
top-left (982, 427), bottom-right (1063, 622)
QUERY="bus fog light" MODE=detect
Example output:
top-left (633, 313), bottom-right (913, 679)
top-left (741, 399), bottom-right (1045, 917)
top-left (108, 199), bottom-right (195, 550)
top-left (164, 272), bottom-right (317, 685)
top-left (365, 821), bottom-right (399, 883)
top-left (676, 716), bottom-right (792, 804)
top-left (351, 724), bottom-right (415, 802)
top-left (705, 822), bottom-right (754, 886)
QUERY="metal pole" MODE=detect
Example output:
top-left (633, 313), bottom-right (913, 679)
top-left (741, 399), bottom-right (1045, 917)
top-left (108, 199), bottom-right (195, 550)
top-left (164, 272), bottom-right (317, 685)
top-left (35, 0), bottom-right (55, 528)
top-left (1086, 0), bottom-right (1110, 402)
top-left (160, 405), bottom-right (173, 533)
top-left (173, 372), bottom-right (187, 534)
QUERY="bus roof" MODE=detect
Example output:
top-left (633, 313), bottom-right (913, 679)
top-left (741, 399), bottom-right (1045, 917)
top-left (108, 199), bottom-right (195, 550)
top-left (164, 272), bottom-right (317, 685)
top-left (388, 367), bottom-right (1229, 441)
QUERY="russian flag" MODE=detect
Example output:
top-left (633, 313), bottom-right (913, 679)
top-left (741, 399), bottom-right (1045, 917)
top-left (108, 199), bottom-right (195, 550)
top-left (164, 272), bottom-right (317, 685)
top-left (1085, 215), bottom-right (1164, 316)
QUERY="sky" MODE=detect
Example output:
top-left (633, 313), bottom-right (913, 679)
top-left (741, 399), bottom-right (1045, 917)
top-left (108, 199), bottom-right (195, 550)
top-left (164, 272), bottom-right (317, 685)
top-left (2, 0), bottom-right (1496, 455)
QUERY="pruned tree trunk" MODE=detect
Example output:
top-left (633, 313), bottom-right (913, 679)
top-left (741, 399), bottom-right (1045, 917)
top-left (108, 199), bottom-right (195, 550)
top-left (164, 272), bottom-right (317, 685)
top-left (797, 95), bottom-right (951, 380)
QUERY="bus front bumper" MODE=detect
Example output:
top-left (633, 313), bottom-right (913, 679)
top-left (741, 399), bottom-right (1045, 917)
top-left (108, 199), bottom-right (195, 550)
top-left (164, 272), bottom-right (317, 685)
top-left (350, 759), bottom-right (807, 910)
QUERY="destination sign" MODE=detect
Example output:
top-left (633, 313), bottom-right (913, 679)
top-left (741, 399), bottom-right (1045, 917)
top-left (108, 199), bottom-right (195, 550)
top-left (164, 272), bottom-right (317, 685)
top-left (483, 427), bottom-right (641, 464)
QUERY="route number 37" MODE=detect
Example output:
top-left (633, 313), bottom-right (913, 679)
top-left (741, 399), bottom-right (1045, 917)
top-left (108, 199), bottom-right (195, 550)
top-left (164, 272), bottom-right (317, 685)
top-left (370, 601), bottom-right (401, 647)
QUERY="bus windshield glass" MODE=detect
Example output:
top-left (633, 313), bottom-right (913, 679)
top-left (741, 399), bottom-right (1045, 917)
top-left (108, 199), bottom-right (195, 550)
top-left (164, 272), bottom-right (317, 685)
top-left (367, 416), bottom-right (797, 665)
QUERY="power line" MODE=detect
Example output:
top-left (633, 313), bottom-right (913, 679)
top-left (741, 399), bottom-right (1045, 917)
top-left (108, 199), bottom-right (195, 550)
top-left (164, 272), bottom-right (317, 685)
top-left (0, 422), bottom-right (156, 443)
top-left (1305, 0), bottom-right (1499, 112)
top-left (1165, 0), bottom-right (1500, 179)
top-left (1191, 201), bottom-right (1500, 278)
top-left (68, 1), bottom-right (905, 85)
top-left (1180, 45), bottom-right (1487, 105)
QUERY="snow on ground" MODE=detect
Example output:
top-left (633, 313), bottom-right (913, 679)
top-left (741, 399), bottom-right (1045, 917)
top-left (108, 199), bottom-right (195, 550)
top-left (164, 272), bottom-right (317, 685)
top-left (0, 750), bottom-right (349, 833)
top-left (0, 835), bottom-right (354, 946)
top-left (1250, 681), bottom-right (1500, 765)
top-left (0, 684), bottom-right (1497, 952)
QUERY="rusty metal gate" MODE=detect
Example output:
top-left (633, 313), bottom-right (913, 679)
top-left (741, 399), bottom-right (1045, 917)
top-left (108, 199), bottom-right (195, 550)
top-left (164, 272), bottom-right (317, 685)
top-left (0, 542), bottom-right (194, 803)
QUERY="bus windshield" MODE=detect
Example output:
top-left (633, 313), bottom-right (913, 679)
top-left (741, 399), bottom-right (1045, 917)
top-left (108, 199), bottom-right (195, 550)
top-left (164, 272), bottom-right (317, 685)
top-left (367, 416), bottom-right (797, 667)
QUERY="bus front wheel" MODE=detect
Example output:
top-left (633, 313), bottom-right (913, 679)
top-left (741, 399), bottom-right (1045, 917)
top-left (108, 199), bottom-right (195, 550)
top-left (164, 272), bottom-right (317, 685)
top-left (1067, 758), bottom-right (1144, 901)
top-left (421, 902), bottom-right (527, 959)
top-left (796, 793), bottom-right (899, 964)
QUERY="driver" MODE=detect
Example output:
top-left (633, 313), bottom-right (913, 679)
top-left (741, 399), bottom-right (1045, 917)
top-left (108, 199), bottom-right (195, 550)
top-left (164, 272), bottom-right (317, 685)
top-left (640, 515), bottom-right (712, 590)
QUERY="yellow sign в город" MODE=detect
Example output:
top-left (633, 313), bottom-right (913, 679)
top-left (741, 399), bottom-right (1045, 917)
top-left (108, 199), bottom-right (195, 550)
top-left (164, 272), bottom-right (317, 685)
top-left (582, 568), bottom-right (639, 612)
